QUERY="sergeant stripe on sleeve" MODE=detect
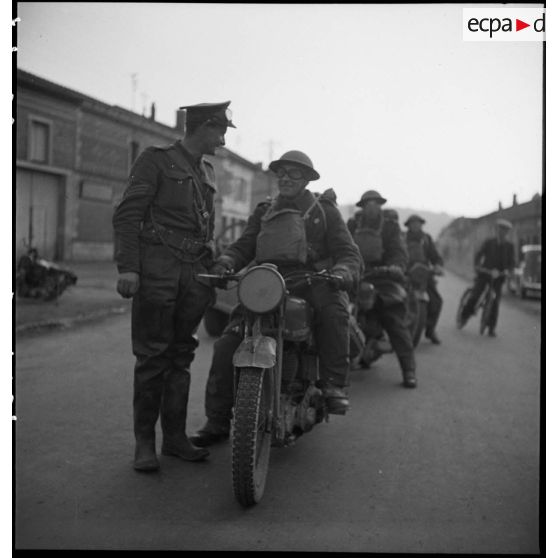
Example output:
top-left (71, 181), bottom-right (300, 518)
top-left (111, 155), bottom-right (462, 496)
top-left (124, 182), bottom-right (152, 198)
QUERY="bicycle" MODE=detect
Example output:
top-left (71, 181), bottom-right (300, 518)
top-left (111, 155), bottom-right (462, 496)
top-left (456, 267), bottom-right (507, 335)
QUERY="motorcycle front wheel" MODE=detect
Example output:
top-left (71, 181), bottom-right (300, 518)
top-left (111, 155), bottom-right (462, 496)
top-left (232, 366), bottom-right (273, 507)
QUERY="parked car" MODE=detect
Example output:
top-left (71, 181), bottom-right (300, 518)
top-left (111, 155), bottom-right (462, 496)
top-left (508, 244), bottom-right (541, 299)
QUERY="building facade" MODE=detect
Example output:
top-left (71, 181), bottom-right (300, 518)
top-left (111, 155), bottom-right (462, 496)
top-left (15, 69), bottom-right (275, 262)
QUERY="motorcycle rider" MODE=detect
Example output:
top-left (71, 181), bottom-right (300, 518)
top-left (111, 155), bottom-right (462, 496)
top-left (347, 190), bottom-right (417, 388)
top-left (404, 214), bottom-right (444, 345)
top-left (459, 218), bottom-right (515, 337)
top-left (191, 150), bottom-right (362, 447)
top-left (112, 101), bottom-right (235, 471)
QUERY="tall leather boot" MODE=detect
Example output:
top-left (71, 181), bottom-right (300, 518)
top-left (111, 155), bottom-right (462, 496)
top-left (161, 370), bottom-right (209, 462)
top-left (133, 376), bottom-right (162, 472)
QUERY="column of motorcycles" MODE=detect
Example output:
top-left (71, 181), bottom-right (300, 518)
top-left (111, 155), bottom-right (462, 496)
top-left (201, 260), bottom-right (441, 507)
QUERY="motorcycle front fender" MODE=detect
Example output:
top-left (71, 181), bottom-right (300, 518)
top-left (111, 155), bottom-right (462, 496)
top-left (233, 335), bottom-right (277, 369)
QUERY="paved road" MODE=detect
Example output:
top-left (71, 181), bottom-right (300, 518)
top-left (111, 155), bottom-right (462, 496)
top-left (14, 272), bottom-right (541, 552)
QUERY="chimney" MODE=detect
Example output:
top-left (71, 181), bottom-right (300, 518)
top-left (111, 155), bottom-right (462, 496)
top-left (150, 102), bottom-right (156, 121)
top-left (512, 193), bottom-right (517, 206)
top-left (176, 109), bottom-right (186, 132)
top-left (498, 201), bottom-right (502, 210)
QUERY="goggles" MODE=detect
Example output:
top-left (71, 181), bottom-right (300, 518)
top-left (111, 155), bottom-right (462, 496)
top-left (274, 166), bottom-right (306, 180)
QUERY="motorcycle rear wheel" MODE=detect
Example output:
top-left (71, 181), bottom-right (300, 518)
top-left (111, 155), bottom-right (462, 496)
top-left (232, 366), bottom-right (273, 507)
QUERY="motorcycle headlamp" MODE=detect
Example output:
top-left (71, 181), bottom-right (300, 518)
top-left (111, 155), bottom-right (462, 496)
top-left (237, 265), bottom-right (286, 314)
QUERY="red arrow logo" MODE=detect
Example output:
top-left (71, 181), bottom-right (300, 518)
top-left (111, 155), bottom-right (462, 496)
top-left (516, 19), bottom-right (530, 31)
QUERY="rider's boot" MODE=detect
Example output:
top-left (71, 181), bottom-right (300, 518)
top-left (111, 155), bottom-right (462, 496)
top-left (402, 369), bottom-right (417, 388)
top-left (425, 329), bottom-right (441, 344)
top-left (320, 383), bottom-right (350, 415)
top-left (160, 370), bottom-right (209, 462)
top-left (190, 418), bottom-right (231, 447)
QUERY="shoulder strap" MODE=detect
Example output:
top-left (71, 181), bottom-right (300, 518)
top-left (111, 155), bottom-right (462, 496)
top-left (303, 193), bottom-right (327, 223)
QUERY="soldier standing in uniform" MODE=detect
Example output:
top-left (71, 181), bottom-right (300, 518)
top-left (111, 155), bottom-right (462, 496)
top-left (191, 150), bottom-right (362, 447)
top-left (460, 218), bottom-right (515, 337)
top-left (404, 214), bottom-right (444, 345)
top-left (113, 101), bottom-right (236, 471)
top-left (347, 190), bottom-right (418, 388)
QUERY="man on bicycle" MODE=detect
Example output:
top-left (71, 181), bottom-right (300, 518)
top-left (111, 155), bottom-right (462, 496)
top-left (459, 218), bottom-right (516, 337)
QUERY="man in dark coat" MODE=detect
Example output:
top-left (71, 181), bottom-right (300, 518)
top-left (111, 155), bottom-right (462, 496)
top-left (404, 214), bottom-right (445, 344)
top-left (113, 101), bottom-right (235, 471)
top-left (191, 150), bottom-right (363, 447)
top-left (347, 190), bottom-right (417, 388)
top-left (460, 218), bottom-right (516, 336)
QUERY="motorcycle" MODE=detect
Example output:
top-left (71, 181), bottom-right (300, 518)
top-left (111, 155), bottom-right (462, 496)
top-left (406, 263), bottom-right (443, 346)
top-left (349, 265), bottom-right (410, 369)
top-left (200, 264), bottom-right (347, 507)
top-left (16, 247), bottom-right (78, 301)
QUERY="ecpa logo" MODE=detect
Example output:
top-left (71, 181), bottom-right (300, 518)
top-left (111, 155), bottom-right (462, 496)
top-left (463, 8), bottom-right (545, 42)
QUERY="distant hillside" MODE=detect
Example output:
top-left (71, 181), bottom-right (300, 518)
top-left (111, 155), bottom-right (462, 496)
top-left (338, 204), bottom-right (456, 240)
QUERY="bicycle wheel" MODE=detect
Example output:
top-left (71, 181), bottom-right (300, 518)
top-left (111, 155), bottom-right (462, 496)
top-left (456, 288), bottom-right (473, 329)
top-left (232, 366), bottom-right (273, 507)
top-left (479, 290), bottom-right (494, 335)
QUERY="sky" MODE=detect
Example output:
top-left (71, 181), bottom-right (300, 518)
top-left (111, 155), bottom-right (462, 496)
top-left (14, 2), bottom-right (544, 217)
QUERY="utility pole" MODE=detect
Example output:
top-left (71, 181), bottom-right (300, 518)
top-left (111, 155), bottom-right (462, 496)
top-left (131, 73), bottom-right (138, 112)
top-left (265, 139), bottom-right (279, 164)
top-left (141, 92), bottom-right (148, 117)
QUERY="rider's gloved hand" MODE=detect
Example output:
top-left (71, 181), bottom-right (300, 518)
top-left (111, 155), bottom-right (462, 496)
top-left (329, 265), bottom-right (353, 291)
top-left (117, 271), bottom-right (140, 298)
top-left (491, 268), bottom-right (500, 279)
top-left (209, 258), bottom-right (234, 288)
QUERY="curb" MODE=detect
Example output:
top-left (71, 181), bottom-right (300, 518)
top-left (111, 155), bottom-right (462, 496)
top-left (16, 306), bottom-right (130, 335)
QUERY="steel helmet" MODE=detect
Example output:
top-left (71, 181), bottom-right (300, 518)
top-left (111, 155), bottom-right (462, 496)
top-left (268, 150), bottom-right (320, 181)
top-left (404, 214), bottom-right (426, 227)
top-left (356, 190), bottom-right (387, 207)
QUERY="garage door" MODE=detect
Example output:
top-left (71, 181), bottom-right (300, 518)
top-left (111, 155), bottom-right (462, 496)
top-left (16, 169), bottom-right (62, 260)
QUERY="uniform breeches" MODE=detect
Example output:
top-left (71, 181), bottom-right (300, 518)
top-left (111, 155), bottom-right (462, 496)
top-left (131, 244), bottom-right (214, 438)
top-left (371, 300), bottom-right (416, 372)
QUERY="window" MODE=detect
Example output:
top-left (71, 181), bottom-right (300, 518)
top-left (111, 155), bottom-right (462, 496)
top-left (29, 119), bottom-right (51, 163)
